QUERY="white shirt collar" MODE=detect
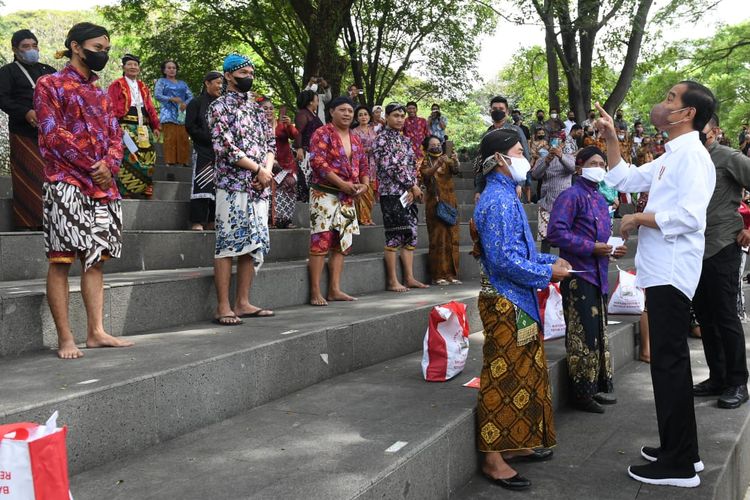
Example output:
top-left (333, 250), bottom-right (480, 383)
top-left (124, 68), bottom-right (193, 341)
top-left (665, 130), bottom-right (699, 153)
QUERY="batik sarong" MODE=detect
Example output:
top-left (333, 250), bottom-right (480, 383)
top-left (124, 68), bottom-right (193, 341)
top-left (43, 182), bottom-right (122, 271)
top-left (380, 194), bottom-right (418, 250)
top-left (214, 188), bottom-right (269, 269)
top-left (354, 183), bottom-right (375, 225)
top-left (309, 185), bottom-right (359, 255)
top-left (537, 207), bottom-right (550, 241)
top-left (9, 133), bottom-right (46, 228)
top-left (477, 289), bottom-right (556, 452)
top-left (116, 107), bottom-right (155, 198)
top-left (270, 170), bottom-right (296, 228)
top-left (560, 277), bottom-right (613, 402)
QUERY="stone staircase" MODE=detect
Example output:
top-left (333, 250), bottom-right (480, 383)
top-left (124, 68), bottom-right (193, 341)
top-left (1, 161), bottom-right (746, 499)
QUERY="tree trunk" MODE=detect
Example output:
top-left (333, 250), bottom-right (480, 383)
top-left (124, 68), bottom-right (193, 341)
top-left (603, 0), bottom-right (653, 113)
top-left (544, 25), bottom-right (560, 111)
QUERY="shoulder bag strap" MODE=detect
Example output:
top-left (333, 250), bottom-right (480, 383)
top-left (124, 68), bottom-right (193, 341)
top-left (14, 61), bottom-right (36, 89)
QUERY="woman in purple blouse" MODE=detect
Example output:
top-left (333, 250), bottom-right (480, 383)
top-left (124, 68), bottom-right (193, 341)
top-left (547, 146), bottom-right (627, 414)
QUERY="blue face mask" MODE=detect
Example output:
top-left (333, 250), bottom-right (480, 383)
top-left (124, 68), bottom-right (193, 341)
top-left (18, 48), bottom-right (39, 64)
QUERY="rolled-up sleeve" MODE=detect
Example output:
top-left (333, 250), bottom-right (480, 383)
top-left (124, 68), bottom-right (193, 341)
top-left (604, 158), bottom-right (655, 193)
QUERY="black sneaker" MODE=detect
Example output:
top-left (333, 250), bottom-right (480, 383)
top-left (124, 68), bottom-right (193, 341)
top-left (628, 463), bottom-right (700, 488)
top-left (718, 385), bottom-right (749, 409)
top-left (693, 378), bottom-right (725, 397)
top-left (640, 446), bottom-right (704, 472)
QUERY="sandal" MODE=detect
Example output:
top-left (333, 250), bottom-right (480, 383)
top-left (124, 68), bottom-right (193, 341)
top-left (449, 279), bottom-right (463, 285)
top-left (213, 315), bottom-right (243, 326)
top-left (239, 308), bottom-right (275, 318)
top-left (433, 279), bottom-right (449, 286)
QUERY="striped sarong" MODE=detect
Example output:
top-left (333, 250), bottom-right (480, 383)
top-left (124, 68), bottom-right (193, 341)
top-left (9, 133), bottom-right (46, 228)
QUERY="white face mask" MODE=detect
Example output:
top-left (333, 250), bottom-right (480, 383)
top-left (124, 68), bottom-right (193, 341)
top-left (618, 134), bottom-right (625, 141)
top-left (309, 83), bottom-right (318, 92)
top-left (550, 113), bottom-right (558, 119)
top-left (581, 167), bottom-right (606, 184)
top-left (501, 154), bottom-right (531, 183)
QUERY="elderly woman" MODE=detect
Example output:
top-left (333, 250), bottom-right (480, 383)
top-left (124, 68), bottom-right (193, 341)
top-left (107, 54), bottom-right (161, 198)
top-left (472, 129), bottom-right (571, 491)
top-left (420, 134), bottom-right (460, 285)
top-left (155, 59), bottom-right (193, 167)
top-left (351, 105), bottom-right (378, 225)
top-left (547, 146), bottom-right (627, 413)
top-left (185, 71), bottom-right (223, 230)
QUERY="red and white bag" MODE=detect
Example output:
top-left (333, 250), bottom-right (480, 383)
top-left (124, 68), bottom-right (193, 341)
top-left (421, 301), bottom-right (470, 382)
top-left (608, 267), bottom-right (645, 315)
top-left (0, 411), bottom-right (71, 500)
top-left (537, 283), bottom-right (566, 340)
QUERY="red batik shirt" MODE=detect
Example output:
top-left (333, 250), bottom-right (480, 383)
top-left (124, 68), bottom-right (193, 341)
top-left (34, 63), bottom-right (123, 202)
top-left (403, 116), bottom-right (429, 160)
top-left (309, 123), bottom-right (369, 203)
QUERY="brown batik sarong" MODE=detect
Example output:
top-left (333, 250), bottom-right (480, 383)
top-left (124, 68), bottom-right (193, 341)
top-left (477, 293), bottom-right (556, 452)
top-left (43, 182), bottom-right (122, 270)
top-left (9, 133), bottom-right (46, 228)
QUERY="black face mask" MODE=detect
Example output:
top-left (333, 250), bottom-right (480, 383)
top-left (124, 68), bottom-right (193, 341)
top-left (83, 49), bottom-right (109, 72)
top-left (512, 115), bottom-right (520, 122)
top-left (234, 76), bottom-right (254, 93)
top-left (699, 131), bottom-right (708, 145)
top-left (586, 131), bottom-right (594, 136)
top-left (491, 110), bottom-right (506, 122)
top-left (535, 136), bottom-right (545, 141)
top-left (537, 115), bottom-right (544, 121)
top-left (616, 114), bottom-right (623, 120)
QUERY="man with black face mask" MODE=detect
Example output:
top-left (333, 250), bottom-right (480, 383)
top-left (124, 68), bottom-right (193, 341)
top-left (692, 113), bottom-right (750, 411)
top-left (530, 109), bottom-right (546, 136)
top-left (0, 29), bottom-right (55, 229)
top-left (207, 53), bottom-right (276, 327)
top-left (473, 96), bottom-right (530, 201)
top-left (511, 109), bottom-right (530, 140)
top-left (34, 22), bottom-right (133, 359)
top-left (597, 81), bottom-right (717, 488)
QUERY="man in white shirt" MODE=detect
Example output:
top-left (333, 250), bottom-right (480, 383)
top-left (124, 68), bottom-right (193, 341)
top-left (595, 80), bottom-right (717, 489)
top-left (304, 76), bottom-right (331, 123)
top-left (563, 110), bottom-right (576, 135)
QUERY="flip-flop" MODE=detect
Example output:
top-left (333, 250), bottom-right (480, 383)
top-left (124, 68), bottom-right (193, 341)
top-left (213, 315), bottom-right (243, 326)
top-left (240, 309), bottom-right (275, 318)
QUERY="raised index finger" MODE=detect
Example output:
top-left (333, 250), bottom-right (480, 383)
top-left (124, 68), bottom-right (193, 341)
top-left (594, 102), bottom-right (612, 120)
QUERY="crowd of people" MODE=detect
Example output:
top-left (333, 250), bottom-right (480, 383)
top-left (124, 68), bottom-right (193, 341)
top-left (1, 21), bottom-right (750, 495)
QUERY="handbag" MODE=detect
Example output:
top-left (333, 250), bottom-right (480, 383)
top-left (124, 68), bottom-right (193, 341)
top-left (429, 157), bottom-right (457, 226)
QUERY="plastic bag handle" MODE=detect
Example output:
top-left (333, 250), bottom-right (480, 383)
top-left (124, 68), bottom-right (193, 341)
top-left (0, 422), bottom-right (36, 441)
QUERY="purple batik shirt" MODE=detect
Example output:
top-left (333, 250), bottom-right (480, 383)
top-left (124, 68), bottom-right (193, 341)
top-left (547, 176), bottom-right (612, 295)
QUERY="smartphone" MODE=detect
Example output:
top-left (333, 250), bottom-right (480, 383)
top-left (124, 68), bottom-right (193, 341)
top-left (279, 105), bottom-right (287, 120)
top-left (550, 137), bottom-right (560, 148)
top-left (444, 140), bottom-right (454, 158)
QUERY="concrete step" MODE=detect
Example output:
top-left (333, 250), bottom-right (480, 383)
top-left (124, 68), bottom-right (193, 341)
top-left (0, 199), bottom-right (11, 231)
top-left (0, 176), bottom-right (11, 199)
top-left (0, 223), bottom-right (475, 281)
top-left (0, 284), bottom-right (483, 476)
top-left (152, 164), bottom-right (193, 183)
top-left (151, 180), bottom-right (192, 201)
top-left (0, 247), bottom-right (482, 357)
top-left (67, 310), bottom-right (641, 498)
top-left (457, 327), bottom-right (750, 500)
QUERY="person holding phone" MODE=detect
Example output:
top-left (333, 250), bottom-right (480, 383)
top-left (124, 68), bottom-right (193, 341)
top-left (263, 100), bottom-right (299, 229)
top-left (428, 103), bottom-right (447, 142)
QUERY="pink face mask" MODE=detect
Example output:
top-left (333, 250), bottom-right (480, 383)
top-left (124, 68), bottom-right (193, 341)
top-left (649, 104), bottom-right (690, 130)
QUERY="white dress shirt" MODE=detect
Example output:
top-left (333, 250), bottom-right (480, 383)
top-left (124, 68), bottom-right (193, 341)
top-left (564, 119), bottom-right (576, 135)
top-left (604, 130), bottom-right (716, 299)
top-left (126, 76), bottom-right (144, 107)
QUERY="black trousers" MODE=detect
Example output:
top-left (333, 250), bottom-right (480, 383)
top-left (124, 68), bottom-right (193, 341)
top-left (189, 198), bottom-right (215, 225)
top-left (646, 285), bottom-right (700, 468)
top-left (693, 243), bottom-right (749, 386)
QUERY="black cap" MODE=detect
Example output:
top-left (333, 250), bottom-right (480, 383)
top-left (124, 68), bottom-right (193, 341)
top-left (480, 128), bottom-right (520, 160)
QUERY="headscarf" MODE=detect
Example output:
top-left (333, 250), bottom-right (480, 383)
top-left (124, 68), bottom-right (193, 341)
top-left (11, 29), bottom-right (37, 48)
top-left (575, 146), bottom-right (606, 167)
top-left (121, 53), bottom-right (140, 65)
top-left (55, 22), bottom-right (109, 59)
top-left (223, 53), bottom-right (253, 73)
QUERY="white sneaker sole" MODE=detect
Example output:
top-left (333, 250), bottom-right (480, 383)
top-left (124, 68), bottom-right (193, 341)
top-left (640, 448), bottom-right (705, 473)
top-left (628, 467), bottom-right (701, 488)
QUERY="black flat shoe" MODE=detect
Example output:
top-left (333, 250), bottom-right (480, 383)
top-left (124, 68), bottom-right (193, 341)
top-left (693, 378), bottom-right (725, 397)
top-left (593, 392), bottom-right (617, 405)
top-left (483, 473), bottom-right (531, 490)
top-left (574, 398), bottom-right (605, 413)
top-left (718, 385), bottom-right (749, 409)
top-left (507, 448), bottom-right (554, 462)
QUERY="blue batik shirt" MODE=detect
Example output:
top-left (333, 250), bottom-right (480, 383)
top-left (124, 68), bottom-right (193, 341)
top-left (474, 170), bottom-right (557, 322)
top-left (154, 78), bottom-right (193, 124)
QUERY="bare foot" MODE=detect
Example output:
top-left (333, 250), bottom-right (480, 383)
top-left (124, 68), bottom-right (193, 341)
top-left (405, 279), bottom-right (429, 289)
top-left (328, 290), bottom-right (357, 302)
top-left (191, 223), bottom-right (204, 231)
top-left (481, 463), bottom-right (518, 481)
top-left (502, 449), bottom-right (534, 460)
top-left (235, 305), bottom-right (275, 317)
top-left (310, 293), bottom-right (328, 306)
top-left (639, 354), bottom-right (651, 363)
top-left (58, 339), bottom-right (84, 360)
top-left (387, 281), bottom-right (410, 293)
top-left (86, 332), bottom-right (134, 349)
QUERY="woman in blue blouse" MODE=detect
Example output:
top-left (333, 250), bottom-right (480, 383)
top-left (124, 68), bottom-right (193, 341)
top-left (472, 129), bottom-right (571, 491)
top-left (547, 146), bottom-right (627, 414)
top-left (155, 60), bottom-right (193, 166)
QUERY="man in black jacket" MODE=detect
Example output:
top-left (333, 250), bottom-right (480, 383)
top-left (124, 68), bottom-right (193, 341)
top-left (0, 29), bottom-right (55, 229)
